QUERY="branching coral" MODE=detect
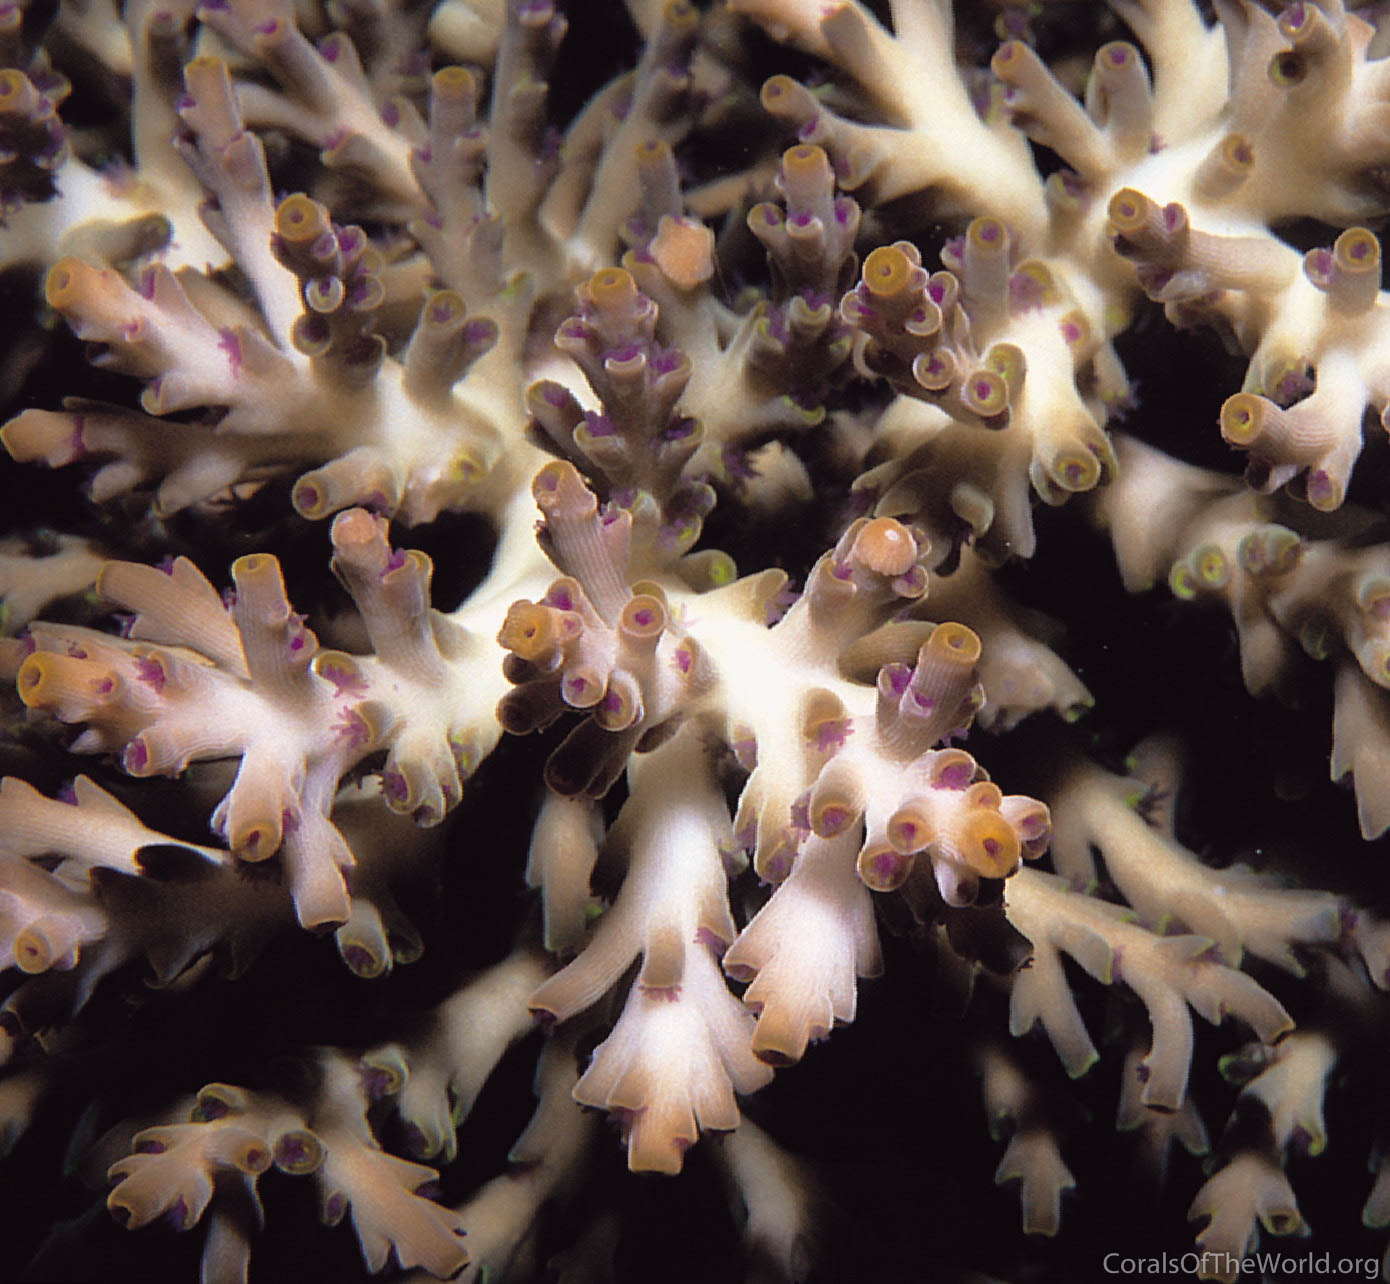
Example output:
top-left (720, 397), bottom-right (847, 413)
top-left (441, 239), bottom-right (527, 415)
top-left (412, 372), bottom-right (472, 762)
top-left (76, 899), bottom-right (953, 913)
top-left (5, 2), bottom-right (1390, 1282)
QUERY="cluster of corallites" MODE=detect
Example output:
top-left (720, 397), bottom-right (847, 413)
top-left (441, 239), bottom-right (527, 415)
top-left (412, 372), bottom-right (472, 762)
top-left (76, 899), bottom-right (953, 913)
top-left (7, 1), bottom-right (1390, 1281)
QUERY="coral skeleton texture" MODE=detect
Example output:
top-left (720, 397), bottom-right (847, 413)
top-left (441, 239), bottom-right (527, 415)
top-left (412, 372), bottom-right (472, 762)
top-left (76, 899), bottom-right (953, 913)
top-left (5, 0), bottom-right (1390, 1280)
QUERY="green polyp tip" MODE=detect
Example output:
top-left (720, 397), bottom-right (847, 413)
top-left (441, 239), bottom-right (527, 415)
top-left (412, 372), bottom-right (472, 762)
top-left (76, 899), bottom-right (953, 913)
top-left (1299, 618), bottom-right (1330, 660)
top-left (341, 939), bottom-right (386, 978)
top-left (1067, 1048), bottom-right (1100, 1079)
top-left (1168, 561), bottom-right (1197, 601)
top-left (670, 516), bottom-right (699, 545)
top-left (1264, 1209), bottom-right (1301, 1236)
top-left (449, 450), bottom-right (484, 483)
top-left (1261, 525), bottom-right (1300, 574)
top-left (292, 474), bottom-right (329, 519)
top-left (1048, 448), bottom-right (1099, 492)
top-left (1306, 469), bottom-right (1341, 511)
top-left (500, 270), bottom-right (531, 300)
top-left (708, 552), bottom-right (735, 586)
top-left (192, 1085), bottom-right (239, 1122)
top-left (779, 393), bottom-right (825, 426)
top-left (1194, 544), bottom-right (1228, 588)
top-left (986, 342), bottom-right (1024, 386)
top-left (1357, 573), bottom-right (1390, 621)
top-left (1236, 532), bottom-right (1264, 574)
top-left (448, 733), bottom-right (475, 775)
top-left (583, 897), bottom-right (606, 926)
top-left (1268, 49), bottom-right (1305, 88)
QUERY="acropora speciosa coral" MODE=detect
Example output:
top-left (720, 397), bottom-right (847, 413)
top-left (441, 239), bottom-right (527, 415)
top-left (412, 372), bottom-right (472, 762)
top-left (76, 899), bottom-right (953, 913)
top-left (3, 1), bottom-right (1390, 1281)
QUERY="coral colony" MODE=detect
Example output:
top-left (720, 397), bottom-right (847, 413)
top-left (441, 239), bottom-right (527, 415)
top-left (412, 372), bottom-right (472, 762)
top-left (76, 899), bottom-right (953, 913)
top-left (12, 0), bottom-right (1390, 1279)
